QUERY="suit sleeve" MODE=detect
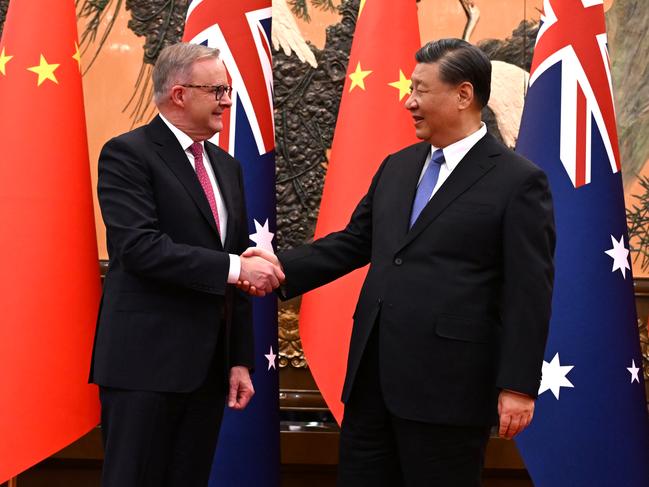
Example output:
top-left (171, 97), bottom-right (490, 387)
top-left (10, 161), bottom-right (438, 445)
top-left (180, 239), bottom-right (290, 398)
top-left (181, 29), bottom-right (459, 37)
top-left (228, 164), bottom-right (254, 369)
top-left (496, 167), bottom-right (556, 397)
top-left (279, 156), bottom-right (390, 299)
top-left (98, 137), bottom-right (231, 295)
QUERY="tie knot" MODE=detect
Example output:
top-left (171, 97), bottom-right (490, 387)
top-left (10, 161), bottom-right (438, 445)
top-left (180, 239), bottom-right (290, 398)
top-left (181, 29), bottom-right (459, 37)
top-left (432, 149), bottom-right (445, 165)
top-left (189, 142), bottom-right (202, 159)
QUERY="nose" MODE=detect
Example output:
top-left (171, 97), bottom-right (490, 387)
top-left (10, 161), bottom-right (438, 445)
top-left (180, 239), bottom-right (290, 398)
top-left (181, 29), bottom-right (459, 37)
top-left (405, 93), bottom-right (416, 110)
top-left (219, 91), bottom-right (233, 107)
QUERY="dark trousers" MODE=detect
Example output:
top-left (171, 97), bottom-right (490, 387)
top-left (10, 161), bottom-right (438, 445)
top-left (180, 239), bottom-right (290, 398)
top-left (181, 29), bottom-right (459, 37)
top-left (99, 349), bottom-right (227, 487)
top-left (337, 326), bottom-right (490, 487)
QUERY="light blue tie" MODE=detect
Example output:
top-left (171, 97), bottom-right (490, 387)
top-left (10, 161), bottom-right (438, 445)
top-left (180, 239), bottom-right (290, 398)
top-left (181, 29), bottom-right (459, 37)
top-left (409, 149), bottom-right (445, 229)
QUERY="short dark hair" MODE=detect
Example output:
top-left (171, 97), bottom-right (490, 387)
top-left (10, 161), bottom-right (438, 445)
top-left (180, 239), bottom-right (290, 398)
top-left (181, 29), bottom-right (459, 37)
top-left (415, 38), bottom-right (491, 108)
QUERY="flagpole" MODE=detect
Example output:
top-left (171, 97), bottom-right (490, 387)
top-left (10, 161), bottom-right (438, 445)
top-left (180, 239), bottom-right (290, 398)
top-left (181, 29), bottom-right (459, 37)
top-left (8, 477), bottom-right (18, 487)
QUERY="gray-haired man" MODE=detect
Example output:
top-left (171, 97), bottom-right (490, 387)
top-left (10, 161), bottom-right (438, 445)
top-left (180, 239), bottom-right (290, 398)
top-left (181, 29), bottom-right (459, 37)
top-left (90, 43), bottom-right (284, 486)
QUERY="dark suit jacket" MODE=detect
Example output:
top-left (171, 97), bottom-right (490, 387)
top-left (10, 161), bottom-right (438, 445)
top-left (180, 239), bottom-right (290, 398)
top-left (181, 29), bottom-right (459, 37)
top-left (90, 115), bottom-right (253, 393)
top-left (280, 133), bottom-right (555, 426)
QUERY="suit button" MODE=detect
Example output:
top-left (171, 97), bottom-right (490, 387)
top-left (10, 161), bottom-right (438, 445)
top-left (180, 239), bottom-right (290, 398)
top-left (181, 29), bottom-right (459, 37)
top-left (394, 257), bottom-right (403, 266)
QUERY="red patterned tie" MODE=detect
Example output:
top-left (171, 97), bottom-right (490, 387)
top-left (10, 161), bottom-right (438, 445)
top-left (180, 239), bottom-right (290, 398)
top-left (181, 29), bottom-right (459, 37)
top-left (189, 142), bottom-right (221, 235)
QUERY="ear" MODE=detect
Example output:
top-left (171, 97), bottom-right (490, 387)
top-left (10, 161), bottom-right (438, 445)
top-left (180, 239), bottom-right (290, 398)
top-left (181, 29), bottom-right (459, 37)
top-left (456, 81), bottom-right (474, 110)
top-left (169, 85), bottom-right (186, 108)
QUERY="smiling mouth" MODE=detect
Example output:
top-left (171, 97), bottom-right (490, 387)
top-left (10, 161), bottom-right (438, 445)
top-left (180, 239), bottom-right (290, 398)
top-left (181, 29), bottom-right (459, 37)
top-left (412, 116), bottom-right (424, 124)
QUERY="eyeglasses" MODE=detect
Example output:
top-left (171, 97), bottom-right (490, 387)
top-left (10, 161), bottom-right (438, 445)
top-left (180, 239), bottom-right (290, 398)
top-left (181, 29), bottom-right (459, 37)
top-left (181, 84), bottom-right (233, 100)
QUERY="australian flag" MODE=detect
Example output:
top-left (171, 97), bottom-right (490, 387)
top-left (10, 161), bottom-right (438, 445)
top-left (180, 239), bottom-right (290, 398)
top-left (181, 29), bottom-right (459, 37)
top-left (183, 2), bottom-right (279, 486)
top-left (515, 1), bottom-right (649, 485)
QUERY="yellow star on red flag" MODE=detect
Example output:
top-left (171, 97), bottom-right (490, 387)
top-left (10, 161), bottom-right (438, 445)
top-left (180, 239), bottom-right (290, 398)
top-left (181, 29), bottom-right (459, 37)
top-left (296, 0), bottom-right (422, 426)
top-left (348, 61), bottom-right (372, 92)
top-left (0, 0), bottom-right (102, 480)
top-left (72, 42), bottom-right (81, 70)
top-left (359, 0), bottom-right (367, 18)
top-left (27, 54), bottom-right (59, 86)
top-left (0, 47), bottom-right (13, 76)
top-left (388, 70), bottom-right (411, 101)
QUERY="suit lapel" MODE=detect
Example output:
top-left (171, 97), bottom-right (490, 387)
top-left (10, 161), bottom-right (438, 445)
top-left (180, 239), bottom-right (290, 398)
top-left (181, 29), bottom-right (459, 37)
top-left (391, 142), bottom-right (431, 239)
top-left (205, 142), bottom-right (238, 250)
top-left (397, 133), bottom-right (501, 251)
top-left (146, 116), bottom-right (222, 245)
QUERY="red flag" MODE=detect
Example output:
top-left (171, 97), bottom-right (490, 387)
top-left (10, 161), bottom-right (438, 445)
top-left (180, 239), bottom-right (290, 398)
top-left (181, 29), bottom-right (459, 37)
top-left (298, 2), bottom-right (421, 424)
top-left (0, 0), bottom-right (101, 481)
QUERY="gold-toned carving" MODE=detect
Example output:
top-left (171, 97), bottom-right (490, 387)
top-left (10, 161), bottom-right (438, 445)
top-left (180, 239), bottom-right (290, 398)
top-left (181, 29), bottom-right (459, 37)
top-left (278, 299), bottom-right (307, 368)
top-left (274, 0), bottom-right (360, 369)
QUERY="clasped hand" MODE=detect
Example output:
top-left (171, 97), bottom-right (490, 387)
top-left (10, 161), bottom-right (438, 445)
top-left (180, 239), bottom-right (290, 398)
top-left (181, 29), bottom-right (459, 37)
top-left (237, 247), bottom-right (284, 296)
top-left (498, 389), bottom-right (535, 439)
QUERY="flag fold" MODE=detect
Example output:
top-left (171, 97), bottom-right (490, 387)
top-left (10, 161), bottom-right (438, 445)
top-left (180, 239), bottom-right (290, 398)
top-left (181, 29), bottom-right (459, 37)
top-left (298, 1), bottom-right (421, 424)
top-left (0, 0), bottom-right (101, 482)
top-left (515, 1), bottom-right (649, 485)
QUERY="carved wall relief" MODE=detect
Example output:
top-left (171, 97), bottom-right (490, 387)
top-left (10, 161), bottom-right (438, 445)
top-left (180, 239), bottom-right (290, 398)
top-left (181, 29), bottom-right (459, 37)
top-left (274, 0), bottom-right (358, 368)
top-left (0, 0), bottom-right (8, 40)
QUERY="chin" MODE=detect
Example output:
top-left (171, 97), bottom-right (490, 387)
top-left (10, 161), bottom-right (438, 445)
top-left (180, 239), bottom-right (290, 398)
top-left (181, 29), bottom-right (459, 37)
top-left (414, 128), bottom-right (429, 141)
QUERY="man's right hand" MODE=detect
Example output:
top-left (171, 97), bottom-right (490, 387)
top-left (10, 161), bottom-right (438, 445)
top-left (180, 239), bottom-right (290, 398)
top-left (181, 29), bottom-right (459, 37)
top-left (239, 251), bottom-right (284, 296)
top-left (238, 248), bottom-right (283, 296)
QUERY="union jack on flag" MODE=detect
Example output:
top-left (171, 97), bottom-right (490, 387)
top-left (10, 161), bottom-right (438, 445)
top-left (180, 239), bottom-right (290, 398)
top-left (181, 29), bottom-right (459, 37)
top-left (515, 1), bottom-right (649, 485)
top-left (529, 0), bottom-right (619, 188)
top-left (184, 0), bottom-right (274, 156)
top-left (183, 2), bottom-right (279, 487)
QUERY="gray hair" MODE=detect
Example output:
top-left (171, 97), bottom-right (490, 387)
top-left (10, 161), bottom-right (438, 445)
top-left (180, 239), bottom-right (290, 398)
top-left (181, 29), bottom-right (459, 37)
top-left (152, 43), bottom-right (220, 103)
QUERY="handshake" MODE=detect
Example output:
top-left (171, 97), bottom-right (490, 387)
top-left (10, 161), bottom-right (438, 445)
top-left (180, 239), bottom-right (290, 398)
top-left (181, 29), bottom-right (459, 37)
top-left (237, 247), bottom-right (284, 297)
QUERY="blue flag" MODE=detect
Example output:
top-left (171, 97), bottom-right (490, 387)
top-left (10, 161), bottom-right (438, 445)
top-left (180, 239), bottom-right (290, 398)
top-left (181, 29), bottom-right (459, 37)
top-left (515, 1), bottom-right (649, 485)
top-left (183, 2), bottom-right (279, 486)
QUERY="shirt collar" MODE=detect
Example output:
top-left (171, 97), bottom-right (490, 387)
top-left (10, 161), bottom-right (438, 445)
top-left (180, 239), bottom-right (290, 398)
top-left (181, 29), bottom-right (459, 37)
top-left (159, 113), bottom-right (203, 153)
top-left (432, 122), bottom-right (487, 170)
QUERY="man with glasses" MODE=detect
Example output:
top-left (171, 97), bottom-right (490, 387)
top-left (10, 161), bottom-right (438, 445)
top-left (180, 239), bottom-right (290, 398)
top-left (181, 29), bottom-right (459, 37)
top-left (90, 43), bottom-right (284, 487)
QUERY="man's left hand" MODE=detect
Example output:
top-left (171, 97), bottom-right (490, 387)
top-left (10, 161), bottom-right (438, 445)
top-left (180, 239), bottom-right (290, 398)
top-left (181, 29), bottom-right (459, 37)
top-left (228, 366), bottom-right (254, 410)
top-left (237, 247), bottom-right (283, 297)
top-left (498, 389), bottom-right (535, 439)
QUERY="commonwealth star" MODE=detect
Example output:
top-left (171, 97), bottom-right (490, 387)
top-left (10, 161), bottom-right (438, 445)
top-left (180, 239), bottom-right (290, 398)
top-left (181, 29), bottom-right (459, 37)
top-left (249, 219), bottom-right (274, 252)
top-left (539, 353), bottom-right (574, 400)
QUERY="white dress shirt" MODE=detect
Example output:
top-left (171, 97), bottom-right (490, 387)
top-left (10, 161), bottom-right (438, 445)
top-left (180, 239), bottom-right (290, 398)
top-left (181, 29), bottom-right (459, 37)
top-left (159, 114), bottom-right (241, 283)
top-left (418, 122), bottom-right (488, 199)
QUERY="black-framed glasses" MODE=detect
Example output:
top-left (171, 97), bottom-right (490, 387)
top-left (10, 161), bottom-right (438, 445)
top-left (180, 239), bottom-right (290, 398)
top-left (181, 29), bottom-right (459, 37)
top-left (181, 84), bottom-right (233, 100)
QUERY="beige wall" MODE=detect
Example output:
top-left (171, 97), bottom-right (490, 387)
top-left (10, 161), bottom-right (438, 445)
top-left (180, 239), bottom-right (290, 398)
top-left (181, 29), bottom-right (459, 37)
top-left (79, 10), bottom-right (151, 260)
top-left (296, 0), bottom-right (546, 49)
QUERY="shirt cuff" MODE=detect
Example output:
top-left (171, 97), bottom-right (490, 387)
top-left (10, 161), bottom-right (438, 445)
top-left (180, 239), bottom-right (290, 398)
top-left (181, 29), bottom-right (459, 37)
top-left (227, 254), bottom-right (241, 283)
top-left (502, 388), bottom-right (534, 399)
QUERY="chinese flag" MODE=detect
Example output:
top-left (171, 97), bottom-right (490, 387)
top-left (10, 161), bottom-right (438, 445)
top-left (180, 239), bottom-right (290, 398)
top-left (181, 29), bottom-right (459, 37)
top-left (298, 1), bottom-right (421, 424)
top-left (0, 0), bottom-right (101, 481)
